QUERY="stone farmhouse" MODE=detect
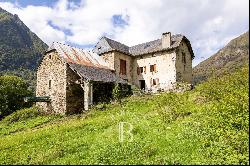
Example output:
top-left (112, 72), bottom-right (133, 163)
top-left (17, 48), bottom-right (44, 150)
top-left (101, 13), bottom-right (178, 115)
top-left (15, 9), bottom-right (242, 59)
top-left (36, 32), bottom-right (194, 114)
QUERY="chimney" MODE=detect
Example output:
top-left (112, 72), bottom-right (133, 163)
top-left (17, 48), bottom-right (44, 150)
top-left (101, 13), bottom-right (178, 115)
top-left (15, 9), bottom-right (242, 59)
top-left (162, 32), bottom-right (171, 49)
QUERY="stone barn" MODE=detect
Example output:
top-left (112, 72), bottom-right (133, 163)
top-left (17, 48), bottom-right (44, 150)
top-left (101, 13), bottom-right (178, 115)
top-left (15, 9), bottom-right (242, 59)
top-left (36, 42), bottom-right (126, 114)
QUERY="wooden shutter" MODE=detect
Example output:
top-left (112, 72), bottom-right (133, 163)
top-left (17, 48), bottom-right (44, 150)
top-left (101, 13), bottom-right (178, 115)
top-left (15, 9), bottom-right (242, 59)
top-left (144, 66), bottom-right (146, 74)
top-left (153, 79), bottom-right (156, 85)
top-left (137, 67), bottom-right (140, 75)
top-left (150, 78), bottom-right (153, 86)
top-left (150, 65), bottom-right (153, 72)
top-left (120, 59), bottom-right (122, 74)
top-left (139, 67), bottom-right (142, 73)
top-left (153, 64), bottom-right (156, 72)
top-left (124, 60), bottom-right (126, 75)
top-left (156, 78), bottom-right (159, 85)
top-left (120, 59), bottom-right (126, 75)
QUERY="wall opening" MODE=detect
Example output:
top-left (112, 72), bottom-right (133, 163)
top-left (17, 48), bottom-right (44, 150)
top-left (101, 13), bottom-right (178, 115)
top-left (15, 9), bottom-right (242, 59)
top-left (150, 64), bottom-right (156, 72)
top-left (93, 82), bottom-right (114, 103)
top-left (49, 80), bottom-right (51, 89)
top-left (139, 80), bottom-right (145, 90)
top-left (182, 52), bottom-right (186, 64)
top-left (66, 82), bottom-right (85, 114)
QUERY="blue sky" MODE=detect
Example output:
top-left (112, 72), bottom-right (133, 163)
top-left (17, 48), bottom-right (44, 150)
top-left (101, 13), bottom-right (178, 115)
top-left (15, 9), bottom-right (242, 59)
top-left (1, 0), bottom-right (81, 7)
top-left (1, 0), bottom-right (56, 7)
top-left (0, 0), bottom-right (249, 66)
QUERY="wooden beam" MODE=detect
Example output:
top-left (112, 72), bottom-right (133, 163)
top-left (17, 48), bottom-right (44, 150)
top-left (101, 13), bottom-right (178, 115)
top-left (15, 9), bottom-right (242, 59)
top-left (24, 96), bottom-right (51, 102)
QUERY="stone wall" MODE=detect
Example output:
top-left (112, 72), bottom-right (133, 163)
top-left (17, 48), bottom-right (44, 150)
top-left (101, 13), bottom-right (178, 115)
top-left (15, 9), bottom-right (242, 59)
top-left (101, 51), bottom-right (133, 83)
top-left (36, 51), bottom-right (67, 114)
top-left (113, 51), bottom-right (133, 83)
top-left (100, 45), bottom-right (192, 93)
top-left (100, 52), bottom-right (114, 69)
top-left (175, 41), bottom-right (193, 83)
top-left (132, 50), bottom-right (177, 92)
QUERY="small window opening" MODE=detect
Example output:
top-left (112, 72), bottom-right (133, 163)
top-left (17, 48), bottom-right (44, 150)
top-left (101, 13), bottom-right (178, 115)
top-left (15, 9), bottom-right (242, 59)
top-left (153, 79), bottom-right (157, 85)
top-left (182, 52), bottom-right (186, 64)
top-left (49, 80), bottom-right (51, 89)
top-left (150, 64), bottom-right (156, 72)
top-left (140, 67), bottom-right (143, 73)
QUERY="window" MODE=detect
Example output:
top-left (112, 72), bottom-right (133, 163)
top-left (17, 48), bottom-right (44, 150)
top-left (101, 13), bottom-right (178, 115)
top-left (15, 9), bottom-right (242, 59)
top-left (140, 67), bottom-right (143, 73)
top-left (120, 59), bottom-right (126, 75)
top-left (49, 80), bottom-right (51, 89)
top-left (182, 52), bottom-right (186, 64)
top-left (150, 65), bottom-right (153, 72)
top-left (152, 78), bottom-right (159, 86)
top-left (49, 54), bottom-right (51, 59)
top-left (153, 79), bottom-right (157, 85)
top-left (137, 66), bottom-right (146, 75)
top-left (150, 64), bottom-right (156, 72)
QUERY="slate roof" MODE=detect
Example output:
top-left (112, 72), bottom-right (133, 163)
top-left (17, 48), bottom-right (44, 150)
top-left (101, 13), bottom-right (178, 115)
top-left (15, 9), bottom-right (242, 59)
top-left (104, 37), bottom-right (130, 54)
top-left (46, 42), bottom-right (126, 83)
top-left (93, 34), bottom-right (194, 59)
top-left (69, 63), bottom-right (126, 83)
top-left (92, 37), bottom-right (130, 55)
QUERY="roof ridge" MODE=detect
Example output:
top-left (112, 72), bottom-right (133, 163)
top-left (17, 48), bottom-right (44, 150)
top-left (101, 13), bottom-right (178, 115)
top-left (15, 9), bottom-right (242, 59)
top-left (129, 38), bottom-right (161, 48)
top-left (104, 33), bottom-right (183, 48)
top-left (103, 36), bottom-right (129, 48)
top-left (52, 41), bottom-right (91, 52)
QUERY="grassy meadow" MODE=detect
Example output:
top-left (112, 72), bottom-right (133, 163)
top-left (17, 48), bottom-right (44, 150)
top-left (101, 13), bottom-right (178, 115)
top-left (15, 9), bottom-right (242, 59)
top-left (0, 67), bottom-right (248, 165)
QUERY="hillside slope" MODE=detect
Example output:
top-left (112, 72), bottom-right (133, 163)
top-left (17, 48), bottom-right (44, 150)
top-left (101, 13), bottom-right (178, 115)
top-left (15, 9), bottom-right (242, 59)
top-left (0, 66), bottom-right (248, 165)
top-left (193, 31), bottom-right (249, 84)
top-left (0, 7), bottom-right (48, 90)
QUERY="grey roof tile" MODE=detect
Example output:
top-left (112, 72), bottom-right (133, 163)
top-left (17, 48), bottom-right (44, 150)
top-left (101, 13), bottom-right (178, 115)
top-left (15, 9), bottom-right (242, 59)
top-left (93, 34), bottom-right (194, 58)
top-left (68, 63), bottom-right (126, 83)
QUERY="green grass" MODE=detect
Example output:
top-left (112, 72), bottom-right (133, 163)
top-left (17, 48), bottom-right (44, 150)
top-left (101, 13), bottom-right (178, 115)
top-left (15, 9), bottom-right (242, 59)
top-left (0, 67), bottom-right (248, 165)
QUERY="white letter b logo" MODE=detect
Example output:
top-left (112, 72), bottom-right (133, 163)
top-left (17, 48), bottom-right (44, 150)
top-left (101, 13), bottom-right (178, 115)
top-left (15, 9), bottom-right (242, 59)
top-left (119, 122), bottom-right (133, 142)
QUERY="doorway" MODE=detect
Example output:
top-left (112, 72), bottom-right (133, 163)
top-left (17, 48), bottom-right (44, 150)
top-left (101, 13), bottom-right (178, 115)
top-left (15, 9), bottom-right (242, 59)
top-left (139, 80), bottom-right (145, 90)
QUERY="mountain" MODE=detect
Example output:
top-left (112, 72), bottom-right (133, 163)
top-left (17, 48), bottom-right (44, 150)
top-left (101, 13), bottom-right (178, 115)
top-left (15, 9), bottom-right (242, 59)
top-left (0, 7), bottom-right (48, 90)
top-left (193, 31), bottom-right (249, 84)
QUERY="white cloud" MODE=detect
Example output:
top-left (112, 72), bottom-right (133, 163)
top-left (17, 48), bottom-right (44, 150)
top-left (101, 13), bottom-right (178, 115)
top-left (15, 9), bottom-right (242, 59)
top-left (0, 0), bottom-right (249, 66)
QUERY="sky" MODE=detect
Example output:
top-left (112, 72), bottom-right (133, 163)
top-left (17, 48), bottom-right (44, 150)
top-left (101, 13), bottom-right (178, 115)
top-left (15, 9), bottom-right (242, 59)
top-left (0, 0), bottom-right (249, 66)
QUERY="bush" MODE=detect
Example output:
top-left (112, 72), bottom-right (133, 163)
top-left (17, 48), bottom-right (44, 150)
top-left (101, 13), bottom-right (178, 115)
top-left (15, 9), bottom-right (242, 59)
top-left (0, 75), bottom-right (32, 119)
top-left (112, 83), bottom-right (132, 103)
top-left (1, 107), bottom-right (41, 124)
top-left (112, 83), bottom-right (122, 103)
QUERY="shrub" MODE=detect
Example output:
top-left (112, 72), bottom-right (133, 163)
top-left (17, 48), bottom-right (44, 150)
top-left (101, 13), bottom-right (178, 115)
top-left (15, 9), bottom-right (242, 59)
top-left (112, 83), bottom-right (122, 103)
top-left (0, 75), bottom-right (32, 119)
top-left (1, 107), bottom-right (41, 124)
top-left (112, 83), bottom-right (132, 102)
